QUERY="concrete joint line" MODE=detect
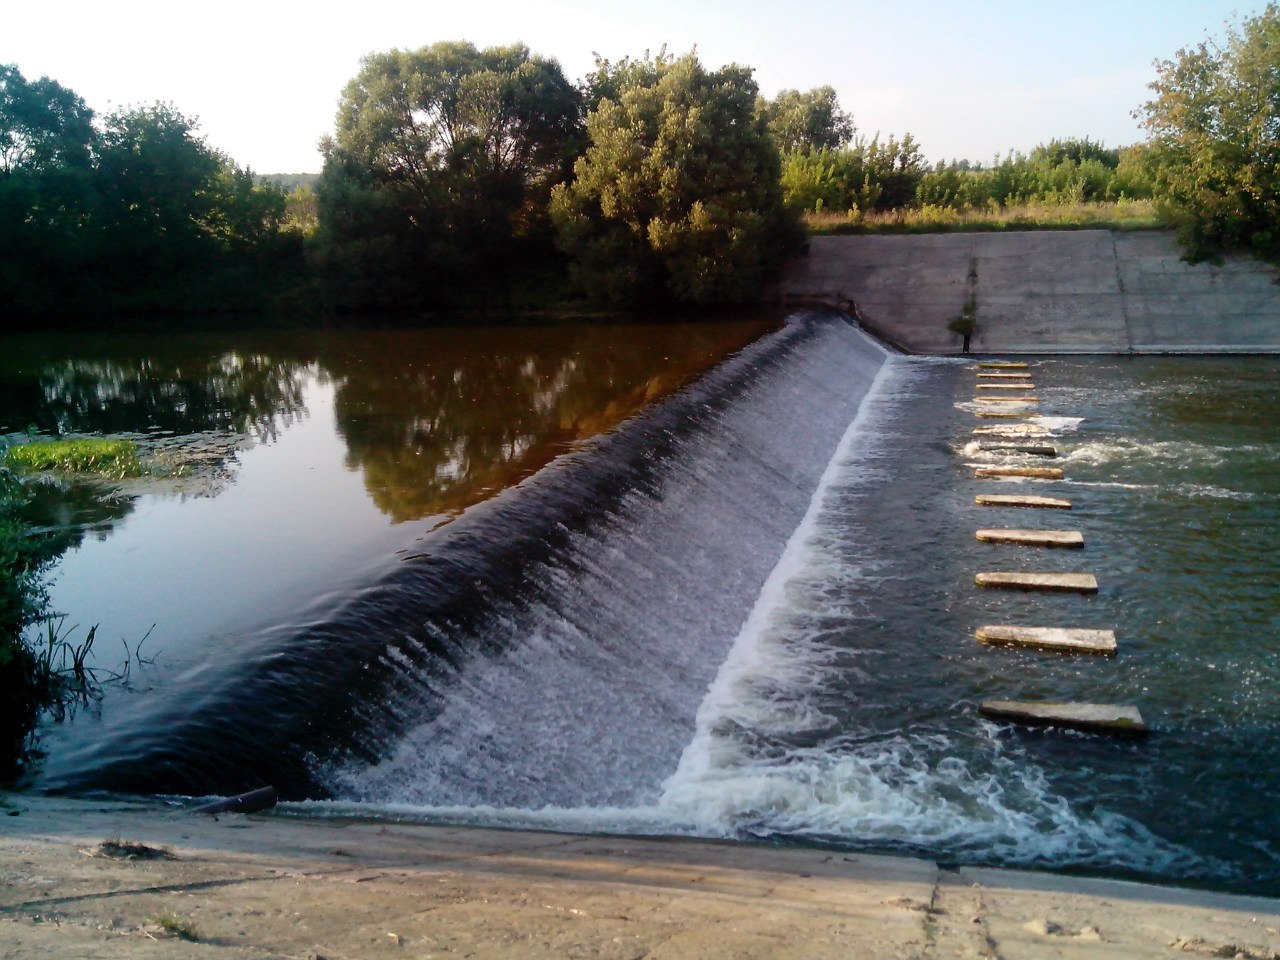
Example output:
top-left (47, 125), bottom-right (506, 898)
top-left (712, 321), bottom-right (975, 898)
top-left (1111, 232), bottom-right (1136, 354)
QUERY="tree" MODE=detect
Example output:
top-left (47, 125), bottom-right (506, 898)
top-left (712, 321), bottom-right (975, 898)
top-left (316, 41), bottom-right (583, 306)
top-left (0, 64), bottom-right (96, 175)
top-left (758, 86), bottom-right (854, 153)
top-left (549, 51), bottom-right (803, 304)
top-left (1137, 4), bottom-right (1280, 260)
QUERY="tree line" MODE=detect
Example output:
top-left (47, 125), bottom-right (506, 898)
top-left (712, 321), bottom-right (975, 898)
top-left (0, 65), bottom-right (301, 319)
top-left (3, 4), bottom-right (1277, 320)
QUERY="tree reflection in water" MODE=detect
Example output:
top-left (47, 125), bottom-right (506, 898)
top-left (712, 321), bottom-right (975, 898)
top-left (0, 318), bottom-right (777, 532)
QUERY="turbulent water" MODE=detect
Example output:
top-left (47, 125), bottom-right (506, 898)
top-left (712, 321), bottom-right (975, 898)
top-left (8, 314), bottom-right (1279, 895)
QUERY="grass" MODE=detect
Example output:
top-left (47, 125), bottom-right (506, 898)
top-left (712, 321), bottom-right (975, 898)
top-left (5, 438), bottom-right (145, 480)
top-left (147, 910), bottom-right (200, 941)
top-left (805, 198), bottom-right (1167, 236)
top-left (87, 837), bottom-right (176, 860)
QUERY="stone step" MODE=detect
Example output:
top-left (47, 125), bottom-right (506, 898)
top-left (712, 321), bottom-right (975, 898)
top-left (976, 362), bottom-right (1030, 369)
top-left (976, 571), bottom-right (1098, 593)
top-left (979, 700), bottom-right (1146, 736)
top-left (975, 528), bottom-right (1082, 547)
top-left (976, 410), bottom-right (1037, 419)
top-left (974, 466), bottom-right (1064, 479)
top-left (975, 494), bottom-right (1072, 509)
top-left (976, 443), bottom-right (1057, 456)
top-left (976, 383), bottom-right (1037, 391)
top-left (977, 372), bottom-right (1033, 380)
top-left (974, 396), bottom-right (1039, 403)
top-left (973, 424), bottom-right (1050, 436)
top-left (976, 625), bottom-right (1117, 654)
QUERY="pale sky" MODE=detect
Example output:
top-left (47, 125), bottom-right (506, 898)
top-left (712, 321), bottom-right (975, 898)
top-left (4, 0), bottom-right (1261, 173)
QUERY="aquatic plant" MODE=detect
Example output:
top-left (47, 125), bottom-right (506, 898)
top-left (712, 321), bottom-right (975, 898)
top-left (5, 438), bottom-right (145, 480)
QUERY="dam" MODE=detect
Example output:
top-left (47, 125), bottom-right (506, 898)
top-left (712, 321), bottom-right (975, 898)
top-left (9, 305), bottom-right (1272, 897)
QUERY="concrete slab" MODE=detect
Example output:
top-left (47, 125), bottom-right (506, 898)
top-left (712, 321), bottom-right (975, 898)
top-left (979, 700), bottom-right (1146, 735)
top-left (976, 443), bottom-right (1058, 456)
top-left (977, 372), bottom-right (1034, 379)
top-left (976, 571), bottom-right (1098, 593)
top-left (973, 424), bottom-right (1051, 436)
top-left (976, 625), bottom-right (1116, 654)
top-left (975, 528), bottom-right (1082, 546)
top-left (974, 466), bottom-right (1064, 478)
top-left (977, 410), bottom-right (1038, 418)
top-left (976, 383), bottom-right (1038, 390)
top-left (4, 795), bottom-right (1276, 960)
top-left (975, 396), bottom-right (1039, 403)
top-left (976, 494), bottom-right (1072, 509)
top-left (976, 362), bottom-right (1030, 368)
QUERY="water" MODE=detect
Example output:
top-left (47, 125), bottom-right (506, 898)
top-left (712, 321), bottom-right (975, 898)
top-left (4, 316), bottom-right (1278, 896)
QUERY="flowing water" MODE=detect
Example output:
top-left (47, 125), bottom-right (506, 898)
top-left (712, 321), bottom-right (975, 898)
top-left (3, 314), bottom-right (1278, 895)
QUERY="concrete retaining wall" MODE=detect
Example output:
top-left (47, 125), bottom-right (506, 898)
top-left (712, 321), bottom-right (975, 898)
top-left (774, 229), bottom-right (1280, 354)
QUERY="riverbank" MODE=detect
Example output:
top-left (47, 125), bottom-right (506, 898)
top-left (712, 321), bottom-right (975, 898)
top-left (774, 229), bottom-right (1280, 354)
top-left (3, 794), bottom-right (1279, 959)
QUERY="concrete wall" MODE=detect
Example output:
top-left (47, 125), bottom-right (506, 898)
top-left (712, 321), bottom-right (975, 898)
top-left (773, 229), bottom-right (1280, 354)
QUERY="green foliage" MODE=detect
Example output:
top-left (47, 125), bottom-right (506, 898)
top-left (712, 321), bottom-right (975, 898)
top-left (948, 296), bottom-right (977, 337)
top-left (1137, 4), bottom-right (1280, 261)
top-left (806, 198), bottom-right (1163, 235)
top-left (0, 64), bottom-right (302, 319)
top-left (758, 86), bottom-right (854, 153)
top-left (5, 439), bottom-right (145, 479)
top-left (778, 134), bottom-right (928, 215)
top-left (550, 51), bottom-right (803, 304)
top-left (314, 41), bottom-right (583, 309)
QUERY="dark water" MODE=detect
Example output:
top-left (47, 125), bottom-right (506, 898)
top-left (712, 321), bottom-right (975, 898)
top-left (4, 315), bottom-right (1278, 896)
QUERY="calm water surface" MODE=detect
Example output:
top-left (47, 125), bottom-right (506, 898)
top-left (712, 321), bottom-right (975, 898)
top-left (0, 318), bottom-right (774, 745)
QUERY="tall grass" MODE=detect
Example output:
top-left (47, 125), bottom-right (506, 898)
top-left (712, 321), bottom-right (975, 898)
top-left (805, 198), bottom-right (1167, 236)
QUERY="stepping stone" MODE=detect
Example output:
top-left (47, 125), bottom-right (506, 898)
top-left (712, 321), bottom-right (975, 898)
top-left (975, 571), bottom-right (1098, 593)
top-left (974, 396), bottom-right (1039, 403)
top-left (974, 466), bottom-right (1064, 479)
top-left (976, 362), bottom-right (1029, 369)
top-left (976, 625), bottom-right (1116, 654)
top-left (973, 424), bottom-right (1050, 436)
top-left (979, 700), bottom-right (1146, 736)
top-left (976, 410), bottom-right (1036, 418)
top-left (975, 528), bottom-right (1082, 547)
top-left (976, 443), bottom-right (1057, 456)
top-left (977, 372), bottom-right (1033, 379)
top-left (976, 383), bottom-right (1037, 391)
top-left (975, 494), bottom-right (1072, 509)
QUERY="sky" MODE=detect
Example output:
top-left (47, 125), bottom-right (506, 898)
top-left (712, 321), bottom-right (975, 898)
top-left (5, 0), bottom-right (1264, 173)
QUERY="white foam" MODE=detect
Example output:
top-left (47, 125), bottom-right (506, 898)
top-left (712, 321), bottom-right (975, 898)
top-left (661, 356), bottom-right (903, 794)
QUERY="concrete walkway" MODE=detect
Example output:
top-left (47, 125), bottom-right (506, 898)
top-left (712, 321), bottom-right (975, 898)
top-left (774, 230), bottom-right (1280, 354)
top-left (3, 796), bottom-right (1280, 959)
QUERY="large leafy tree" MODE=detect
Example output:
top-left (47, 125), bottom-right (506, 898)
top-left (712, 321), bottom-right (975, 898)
top-left (758, 86), bottom-right (854, 153)
top-left (1137, 4), bottom-right (1280, 260)
top-left (550, 51), bottom-right (803, 304)
top-left (316, 41), bottom-right (582, 306)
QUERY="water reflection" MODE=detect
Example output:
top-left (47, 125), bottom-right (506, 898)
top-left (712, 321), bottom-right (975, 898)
top-left (0, 320), bottom-right (777, 526)
top-left (321, 324), bottom-right (773, 521)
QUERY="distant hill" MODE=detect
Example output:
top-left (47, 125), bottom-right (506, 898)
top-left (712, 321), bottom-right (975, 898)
top-left (257, 173), bottom-right (320, 191)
